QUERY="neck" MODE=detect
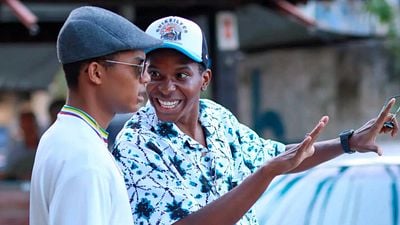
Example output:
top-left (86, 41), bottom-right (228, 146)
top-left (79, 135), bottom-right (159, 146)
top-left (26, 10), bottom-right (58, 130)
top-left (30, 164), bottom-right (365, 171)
top-left (176, 120), bottom-right (206, 147)
top-left (67, 92), bottom-right (113, 129)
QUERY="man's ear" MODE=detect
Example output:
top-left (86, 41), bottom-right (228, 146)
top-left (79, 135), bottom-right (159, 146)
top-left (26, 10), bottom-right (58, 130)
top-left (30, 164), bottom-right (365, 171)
top-left (201, 69), bottom-right (212, 91)
top-left (86, 62), bottom-right (104, 85)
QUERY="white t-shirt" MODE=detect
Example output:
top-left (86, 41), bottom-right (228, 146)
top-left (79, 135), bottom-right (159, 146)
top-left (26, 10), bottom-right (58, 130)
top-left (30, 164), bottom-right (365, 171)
top-left (30, 109), bottom-right (133, 225)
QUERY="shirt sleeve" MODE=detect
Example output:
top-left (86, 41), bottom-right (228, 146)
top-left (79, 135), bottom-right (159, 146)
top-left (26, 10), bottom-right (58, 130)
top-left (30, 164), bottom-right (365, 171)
top-left (113, 131), bottom-right (202, 225)
top-left (49, 169), bottom-right (112, 225)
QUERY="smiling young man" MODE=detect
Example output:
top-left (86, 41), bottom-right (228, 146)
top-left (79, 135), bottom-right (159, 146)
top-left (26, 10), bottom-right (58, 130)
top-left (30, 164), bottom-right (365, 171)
top-left (112, 16), bottom-right (398, 225)
top-left (29, 6), bottom-right (161, 225)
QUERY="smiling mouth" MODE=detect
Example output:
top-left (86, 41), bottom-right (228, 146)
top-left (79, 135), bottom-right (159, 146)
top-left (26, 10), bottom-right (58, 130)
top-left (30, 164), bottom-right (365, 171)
top-left (158, 99), bottom-right (180, 109)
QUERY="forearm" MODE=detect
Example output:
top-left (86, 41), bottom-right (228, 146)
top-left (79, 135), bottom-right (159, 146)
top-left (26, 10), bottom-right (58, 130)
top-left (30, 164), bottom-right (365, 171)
top-left (289, 138), bottom-right (343, 173)
top-left (174, 165), bottom-right (275, 225)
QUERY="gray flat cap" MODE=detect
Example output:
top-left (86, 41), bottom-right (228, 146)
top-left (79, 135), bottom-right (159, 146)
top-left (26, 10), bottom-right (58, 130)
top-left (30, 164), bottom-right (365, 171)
top-left (57, 6), bottom-right (162, 64)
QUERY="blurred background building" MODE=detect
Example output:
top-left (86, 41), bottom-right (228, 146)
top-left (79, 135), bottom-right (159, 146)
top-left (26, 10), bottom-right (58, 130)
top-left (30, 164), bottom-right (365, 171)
top-left (0, 0), bottom-right (400, 224)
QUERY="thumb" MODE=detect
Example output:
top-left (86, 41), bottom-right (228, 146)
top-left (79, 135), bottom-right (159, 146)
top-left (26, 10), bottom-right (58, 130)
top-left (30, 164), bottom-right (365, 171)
top-left (297, 136), bottom-right (314, 159)
top-left (362, 144), bottom-right (382, 156)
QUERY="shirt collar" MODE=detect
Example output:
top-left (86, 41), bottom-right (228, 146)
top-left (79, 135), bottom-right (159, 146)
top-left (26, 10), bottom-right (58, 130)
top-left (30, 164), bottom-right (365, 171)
top-left (59, 105), bottom-right (109, 144)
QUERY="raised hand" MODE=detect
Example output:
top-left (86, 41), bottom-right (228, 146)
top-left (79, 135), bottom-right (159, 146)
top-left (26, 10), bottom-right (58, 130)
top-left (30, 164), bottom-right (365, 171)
top-left (265, 116), bottom-right (329, 176)
top-left (350, 97), bottom-right (399, 156)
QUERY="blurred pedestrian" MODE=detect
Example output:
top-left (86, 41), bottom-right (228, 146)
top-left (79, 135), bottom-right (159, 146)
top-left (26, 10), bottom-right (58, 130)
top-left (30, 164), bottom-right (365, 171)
top-left (6, 111), bottom-right (39, 180)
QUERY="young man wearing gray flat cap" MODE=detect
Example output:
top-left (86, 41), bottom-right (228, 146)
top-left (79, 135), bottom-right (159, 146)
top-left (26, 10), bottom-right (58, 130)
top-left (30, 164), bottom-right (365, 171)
top-left (29, 6), bottom-right (161, 225)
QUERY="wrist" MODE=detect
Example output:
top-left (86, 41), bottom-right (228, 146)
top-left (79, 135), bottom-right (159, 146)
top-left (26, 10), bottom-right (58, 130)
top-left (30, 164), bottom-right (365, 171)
top-left (339, 129), bottom-right (355, 154)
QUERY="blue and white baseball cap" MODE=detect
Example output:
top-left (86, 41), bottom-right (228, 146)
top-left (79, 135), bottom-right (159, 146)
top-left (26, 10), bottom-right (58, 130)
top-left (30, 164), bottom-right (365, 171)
top-left (145, 16), bottom-right (210, 68)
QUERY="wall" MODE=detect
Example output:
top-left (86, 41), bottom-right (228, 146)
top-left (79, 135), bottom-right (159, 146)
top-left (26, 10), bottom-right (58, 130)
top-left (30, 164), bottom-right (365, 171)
top-left (237, 39), bottom-right (399, 143)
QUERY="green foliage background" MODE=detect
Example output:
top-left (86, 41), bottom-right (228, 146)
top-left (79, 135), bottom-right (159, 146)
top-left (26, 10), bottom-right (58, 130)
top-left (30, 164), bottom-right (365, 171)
top-left (366, 0), bottom-right (400, 77)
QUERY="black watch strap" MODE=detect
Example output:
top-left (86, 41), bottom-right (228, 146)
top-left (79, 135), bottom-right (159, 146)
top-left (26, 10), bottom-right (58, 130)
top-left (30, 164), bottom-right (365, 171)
top-left (339, 129), bottom-right (355, 154)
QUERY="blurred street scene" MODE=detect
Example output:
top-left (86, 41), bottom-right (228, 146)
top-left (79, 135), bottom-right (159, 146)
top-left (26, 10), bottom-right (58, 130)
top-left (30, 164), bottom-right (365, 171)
top-left (0, 181), bottom-right (28, 225)
top-left (1, 0), bottom-right (400, 224)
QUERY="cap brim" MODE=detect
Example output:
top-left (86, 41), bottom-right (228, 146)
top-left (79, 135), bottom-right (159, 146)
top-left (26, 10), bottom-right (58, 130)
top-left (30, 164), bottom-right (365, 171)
top-left (136, 33), bottom-right (164, 51)
top-left (145, 41), bottom-right (202, 63)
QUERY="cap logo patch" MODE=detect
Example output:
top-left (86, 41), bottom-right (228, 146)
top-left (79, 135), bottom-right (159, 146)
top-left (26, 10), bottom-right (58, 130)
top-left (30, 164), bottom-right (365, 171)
top-left (156, 18), bottom-right (188, 42)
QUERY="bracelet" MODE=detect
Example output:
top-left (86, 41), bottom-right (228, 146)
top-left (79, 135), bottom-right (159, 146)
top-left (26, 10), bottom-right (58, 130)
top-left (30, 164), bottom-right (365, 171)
top-left (339, 129), bottom-right (355, 154)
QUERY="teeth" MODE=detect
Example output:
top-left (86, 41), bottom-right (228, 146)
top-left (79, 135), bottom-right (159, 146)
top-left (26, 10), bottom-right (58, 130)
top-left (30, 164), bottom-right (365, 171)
top-left (158, 99), bottom-right (179, 109)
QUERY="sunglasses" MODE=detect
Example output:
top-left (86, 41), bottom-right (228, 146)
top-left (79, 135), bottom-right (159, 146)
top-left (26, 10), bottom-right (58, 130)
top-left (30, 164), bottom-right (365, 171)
top-left (104, 59), bottom-right (147, 79)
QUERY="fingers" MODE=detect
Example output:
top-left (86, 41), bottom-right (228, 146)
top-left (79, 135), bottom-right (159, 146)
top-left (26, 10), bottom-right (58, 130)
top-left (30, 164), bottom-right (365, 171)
top-left (295, 136), bottom-right (314, 159)
top-left (276, 117), bottom-right (328, 174)
top-left (378, 98), bottom-right (400, 135)
top-left (299, 134), bottom-right (312, 146)
top-left (278, 116), bottom-right (328, 172)
top-left (306, 116), bottom-right (329, 143)
top-left (297, 116), bottom-right (328, 157)
top-left (376, 146), bottom-right (383, 156)
top-left (368, 145), bottom-right (382, 156)
top-left (383, 98), bottom-right (396, 114)
top-left (391, 116), bottom-right (399, 137)
top-left (376, 98), bottom-right (396, 128)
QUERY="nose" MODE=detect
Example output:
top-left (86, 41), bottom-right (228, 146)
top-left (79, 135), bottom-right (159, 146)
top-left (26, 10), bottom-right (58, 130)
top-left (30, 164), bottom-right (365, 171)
top-left (158, 79), bottom-right (176, 95)
top-left (140, 71), bottom-right (151, 84)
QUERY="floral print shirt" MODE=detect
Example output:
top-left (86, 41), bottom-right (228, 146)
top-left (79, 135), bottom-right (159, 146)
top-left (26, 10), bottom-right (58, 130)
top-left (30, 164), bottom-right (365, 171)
top-left (112, 99), bottom-right (285, 225)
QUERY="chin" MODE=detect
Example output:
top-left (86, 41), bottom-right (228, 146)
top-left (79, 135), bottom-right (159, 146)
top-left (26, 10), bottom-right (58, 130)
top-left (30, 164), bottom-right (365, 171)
top-left (131, 104), bottom-right (142, 113)
top-left (117, 103), bottom-right (139, 114)
top-left (155, 113), bottom-right (179, 123)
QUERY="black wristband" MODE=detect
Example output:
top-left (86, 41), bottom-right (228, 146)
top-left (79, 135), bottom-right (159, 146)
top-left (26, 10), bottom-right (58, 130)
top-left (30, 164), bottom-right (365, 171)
top-left (339, 129), bottom-right (355, 154)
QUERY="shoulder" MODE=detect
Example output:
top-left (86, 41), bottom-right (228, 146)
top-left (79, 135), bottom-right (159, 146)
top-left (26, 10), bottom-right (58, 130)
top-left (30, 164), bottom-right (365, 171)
top-left (123, 103), bottom-right (157, 131)
top-left (200, 98), bottom-right (223, 109)
top-left (199, 99), bottom-right (233, 115)
top-left (46, 117), bottom-right (103, 146)
top-left (38, 119), bottom-right (108, 166)
top-left (114, 104), bottom-right (160, 148)
top-left (199, 99), bottom-right (237, 122)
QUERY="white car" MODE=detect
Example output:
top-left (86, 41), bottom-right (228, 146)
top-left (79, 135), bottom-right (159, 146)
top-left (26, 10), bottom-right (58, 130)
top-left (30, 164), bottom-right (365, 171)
top-left (255, 142), bottom-right (400, 225)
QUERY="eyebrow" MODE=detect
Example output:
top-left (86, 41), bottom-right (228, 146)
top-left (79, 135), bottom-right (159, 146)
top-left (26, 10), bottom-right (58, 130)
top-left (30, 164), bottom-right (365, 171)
top-left (146, 64), bottom-right (193, 72)
top-left (124, 56), bottom-right (145, 63)
top-left (175, 65), bottom-right (192, 70)
top-left (134, 57), bottom-right (145, 62)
